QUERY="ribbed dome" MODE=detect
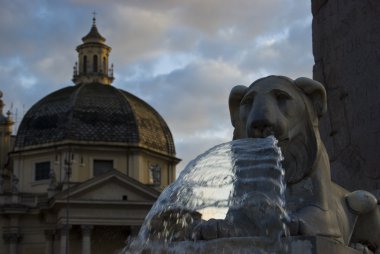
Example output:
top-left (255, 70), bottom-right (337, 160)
top-left (15, 83), bottom-right (175, 155)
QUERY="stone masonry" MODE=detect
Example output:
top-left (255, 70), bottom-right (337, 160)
top-left (312, 0), bottom-right (380, 192)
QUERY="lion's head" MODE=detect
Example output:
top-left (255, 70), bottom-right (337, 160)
top-left (229, 76), bottom-right (327, 184)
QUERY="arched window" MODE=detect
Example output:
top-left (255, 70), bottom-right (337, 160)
top-left (83, 55), bottom-right (87, 74)
top-left (103, 57), bottom-right (107, 74)
top-left (93, 55), bottom-right (98, 73)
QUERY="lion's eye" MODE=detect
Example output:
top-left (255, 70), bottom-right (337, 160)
top-left (274, 90), bottom-right (291, 102)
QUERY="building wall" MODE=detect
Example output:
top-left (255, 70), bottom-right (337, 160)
top-left (14, 150), bottom-right (54, 193)
top-left (0, 200), bottom-right (152, 253)
top-left (2, 147), bottom-right (173, 254)
top-left (18, 215), bottom-right (47, 254)
top-left (137, 152), bottom-right (176, 189)
top-left (12, 145), bottom-right (175, 194)
top-left (5, 137), bottom-right (177, 254)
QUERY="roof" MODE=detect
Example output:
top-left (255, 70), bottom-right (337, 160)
top-left (15, 83), bottom-right (176, 156)
top-left (81, 19), bottom-right (106, 43)
top-left (50, 169), bottom-right (160, 226)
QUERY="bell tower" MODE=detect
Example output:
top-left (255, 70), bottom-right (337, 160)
top-left (0, 91), bottom-right (14, 171)
top-left (72, 14), bottom-right (114, 85)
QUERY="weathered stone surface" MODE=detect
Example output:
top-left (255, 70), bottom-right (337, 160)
top-left (132, 236), bottom-right (363, 254)
top-left (289, 236), bottom-right (363, 254)
top-left (312, 0), bottom-right (380, 192)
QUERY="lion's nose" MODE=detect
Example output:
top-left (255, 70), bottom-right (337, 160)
top-left (248, 119), bottom-right (274, 138)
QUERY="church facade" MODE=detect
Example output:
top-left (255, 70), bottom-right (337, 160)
top-left (0, 18), bottom-right (180, 254)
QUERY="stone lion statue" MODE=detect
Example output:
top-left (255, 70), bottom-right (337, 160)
top-left (145, 75), bottom-right (379, 253)
top-left (221, 75), bottom-right (379, 252)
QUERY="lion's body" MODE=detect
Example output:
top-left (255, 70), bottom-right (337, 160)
top-left (228, 76), bottom-right (379, 251)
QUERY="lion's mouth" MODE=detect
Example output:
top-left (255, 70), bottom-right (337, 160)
top-left (277, 137), bottom-right (290, 150)
top-left (276, 136), bottom-right (289, 144)
top-left (278, 137), bottom-right (289, 142)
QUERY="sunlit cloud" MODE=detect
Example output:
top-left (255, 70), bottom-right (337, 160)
top-left (18, 76), bottom-right (37, 89)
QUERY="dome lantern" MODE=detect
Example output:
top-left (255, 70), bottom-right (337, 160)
top-left (72, 15), bottom-right (114, 86)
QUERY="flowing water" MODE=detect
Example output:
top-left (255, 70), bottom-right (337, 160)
top-left (125, 137), bottom-right (289, 253)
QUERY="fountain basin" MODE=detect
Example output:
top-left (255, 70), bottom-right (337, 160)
top-left (131, 236), bottom-right (363, 254)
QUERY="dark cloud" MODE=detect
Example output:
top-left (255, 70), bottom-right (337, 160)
top-left (0, 0), bottom-right (314, 172)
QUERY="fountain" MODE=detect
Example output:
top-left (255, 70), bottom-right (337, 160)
top-left (126, 137), bottom-right (288, 253)
top-left (124, 76), bottom-right (380, 254)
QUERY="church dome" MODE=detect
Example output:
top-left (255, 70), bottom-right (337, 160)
top-left (14, 82), bottom-right (176, 156)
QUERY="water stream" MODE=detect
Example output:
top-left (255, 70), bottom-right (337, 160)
top-left (125, 137), bottom-right (289, 253)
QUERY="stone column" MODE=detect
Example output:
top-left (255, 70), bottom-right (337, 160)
top-left (9, 234), bottom-right (19, 254)
top-left (44, 229), bottom-right (55, 254)
top-left (3, 232), bottom-right (22, 254)
top-left (81, 225), bottom-right (93, 254)
top-left (59, 225), bottom-right (71, 254)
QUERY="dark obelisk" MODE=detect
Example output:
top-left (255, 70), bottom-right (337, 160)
top-left (312, 0), bottom-right (380, 192)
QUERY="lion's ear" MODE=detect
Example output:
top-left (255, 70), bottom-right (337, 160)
top-left (294, 77), bottom-right (327, 118)
top-left (229, 85), bottom-right (248, 140)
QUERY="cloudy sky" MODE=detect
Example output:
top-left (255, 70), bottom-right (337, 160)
top-left (0, 0), bottom-right (314, 173)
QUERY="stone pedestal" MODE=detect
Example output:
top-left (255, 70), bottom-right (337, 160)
top-left (289, 236), bottom-right (362, 254)
top-left (128, 236), bottom-right (363, 254)
top-left (312, 0), bottom-right (380, 192)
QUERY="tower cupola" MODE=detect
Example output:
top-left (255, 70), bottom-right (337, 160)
top-left (72, 15), bottom-right (114, 85)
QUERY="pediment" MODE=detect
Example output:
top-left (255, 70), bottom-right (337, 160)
top-left (53, 170), bottom-right (160, 203)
